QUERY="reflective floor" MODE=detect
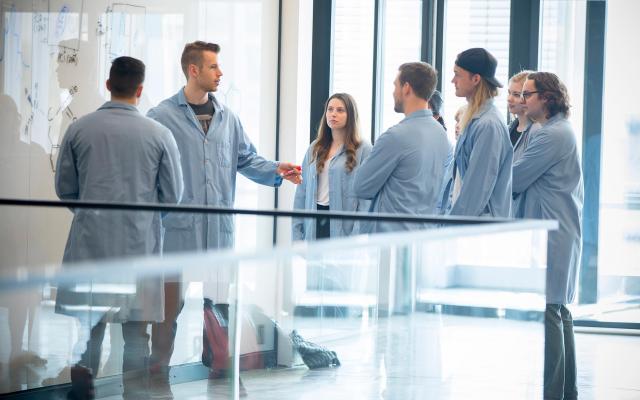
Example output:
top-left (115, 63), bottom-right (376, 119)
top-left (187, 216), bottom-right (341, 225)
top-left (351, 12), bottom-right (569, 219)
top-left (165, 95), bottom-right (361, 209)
top-left (97, 313), bottom-right (638, 400)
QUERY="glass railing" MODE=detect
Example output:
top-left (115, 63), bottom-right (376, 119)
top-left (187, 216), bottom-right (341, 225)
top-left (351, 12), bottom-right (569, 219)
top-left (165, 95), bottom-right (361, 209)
top-left (0, 199), bottom-right (555, 399)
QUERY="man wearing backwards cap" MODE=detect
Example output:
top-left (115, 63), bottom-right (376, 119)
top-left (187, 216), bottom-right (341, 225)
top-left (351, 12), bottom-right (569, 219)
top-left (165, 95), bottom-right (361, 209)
top-left (444, 47), bottom-right (513, 217)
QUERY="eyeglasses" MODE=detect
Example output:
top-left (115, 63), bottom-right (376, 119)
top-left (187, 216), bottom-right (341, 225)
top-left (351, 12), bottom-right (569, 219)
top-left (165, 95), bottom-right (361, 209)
top-left (520, 91), bottom-right (541, 100)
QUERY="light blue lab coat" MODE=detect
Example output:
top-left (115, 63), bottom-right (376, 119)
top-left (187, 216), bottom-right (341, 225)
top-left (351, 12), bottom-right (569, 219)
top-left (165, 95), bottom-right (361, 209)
top-left (292, 142), bottom-right (372, 240)
top-left (353, 109), bottom-right (452, 233)
top-left (147, 89), bottom-right (282, 252)
top-left (55, 101), bottom-right (183, 322)
top-left (448, 100), bottom-right (513, 217)
top-left (512, 113), bottom-right (583, 304)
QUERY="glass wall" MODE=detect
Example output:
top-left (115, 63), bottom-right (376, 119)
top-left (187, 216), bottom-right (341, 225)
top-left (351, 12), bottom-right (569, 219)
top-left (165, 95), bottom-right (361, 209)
top-left (0, 0), bottom-right (280, 269)
top-left (597, 0), bottom-right (640, 315)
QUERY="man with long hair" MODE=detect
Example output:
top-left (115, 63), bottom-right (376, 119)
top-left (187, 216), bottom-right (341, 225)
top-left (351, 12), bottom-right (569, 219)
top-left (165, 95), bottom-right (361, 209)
top-left (513, 72), bottom-right (583, 400)
top-left (447, 48), bottom-right (512, 217)
top-left (353, 62), bottom-right (451, 232)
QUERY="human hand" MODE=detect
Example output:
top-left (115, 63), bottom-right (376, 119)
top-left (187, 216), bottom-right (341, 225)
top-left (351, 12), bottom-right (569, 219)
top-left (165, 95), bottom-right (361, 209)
top-left (277, 162), bottom-right (302, 184)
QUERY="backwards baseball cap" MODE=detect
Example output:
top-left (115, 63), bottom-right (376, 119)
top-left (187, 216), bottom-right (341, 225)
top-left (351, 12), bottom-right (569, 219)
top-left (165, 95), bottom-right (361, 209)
top-left (455, 48), bottom-right (502, 88)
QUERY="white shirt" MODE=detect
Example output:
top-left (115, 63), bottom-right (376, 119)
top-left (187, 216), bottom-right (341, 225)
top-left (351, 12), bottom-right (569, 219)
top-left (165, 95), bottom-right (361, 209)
top-left (316, 162), bottom-right (330, 206)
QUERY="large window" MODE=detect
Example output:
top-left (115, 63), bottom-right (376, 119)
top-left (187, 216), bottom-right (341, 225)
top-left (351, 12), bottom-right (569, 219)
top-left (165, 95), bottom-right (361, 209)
top-left (538, 0), bottom-right (586, 154)
top-left (331, 0), bottom-right (375, 139)
top-left (379, 0), bottom-right (422, 135)
top-left (441, 0), bottom-right (510, 143)
top-left (598, 0), bottom-right (640, 312)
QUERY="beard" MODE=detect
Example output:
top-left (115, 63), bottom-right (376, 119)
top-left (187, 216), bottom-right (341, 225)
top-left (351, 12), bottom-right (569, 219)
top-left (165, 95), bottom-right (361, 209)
top-left (394, 98), bottom-right (403, 113)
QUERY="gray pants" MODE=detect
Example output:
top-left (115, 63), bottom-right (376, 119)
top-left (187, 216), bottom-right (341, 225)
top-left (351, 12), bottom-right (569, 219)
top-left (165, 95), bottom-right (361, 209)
top-left (544, 304), bottom-right (577, 400)
top-left (78, 321), bottom-right (150, 399)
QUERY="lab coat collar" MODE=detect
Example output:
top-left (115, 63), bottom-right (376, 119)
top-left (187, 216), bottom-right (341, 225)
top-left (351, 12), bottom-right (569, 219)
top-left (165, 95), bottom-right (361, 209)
top-left (98, 101), bottom-right (139, 113)
top-left (543, 112), bottom-right (566, 127)
top-left (403, 108), bottom-right (433, 122)
top-left (470, 99), bottom-right (495, 121)
top-left (177, 87), bottom-right (225, 114)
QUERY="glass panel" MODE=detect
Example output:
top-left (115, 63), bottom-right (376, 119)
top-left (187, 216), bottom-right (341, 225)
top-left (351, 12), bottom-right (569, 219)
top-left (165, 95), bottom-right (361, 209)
top-left (0, 205), bottom-right (555, 398)
top-left (379, 0), bottom-right (422, 135)
top-left (0, 0), bottom-right (280, 262)
top-left (593, 0), bottom-right (640, 322)
top-left (538, 0), bottom-right (587, 154)
top-left (441, 0), bottom-right (511, 144)
top-left (331, 0), bottom-right (375, 139)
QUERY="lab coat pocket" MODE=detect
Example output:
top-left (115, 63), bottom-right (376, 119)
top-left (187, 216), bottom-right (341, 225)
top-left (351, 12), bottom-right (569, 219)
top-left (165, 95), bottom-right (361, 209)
top-left (216, 142), bottom-right (231, 168)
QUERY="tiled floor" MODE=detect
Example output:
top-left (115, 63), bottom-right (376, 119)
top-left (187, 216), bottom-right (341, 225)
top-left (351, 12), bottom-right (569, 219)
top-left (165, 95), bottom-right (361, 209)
top-left (96, 313), bottom-right (639, 400)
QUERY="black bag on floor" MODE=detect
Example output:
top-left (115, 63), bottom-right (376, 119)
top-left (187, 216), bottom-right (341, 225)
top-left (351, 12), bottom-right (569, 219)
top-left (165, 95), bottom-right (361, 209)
top-left (289, 330), bottom-right (340, 369)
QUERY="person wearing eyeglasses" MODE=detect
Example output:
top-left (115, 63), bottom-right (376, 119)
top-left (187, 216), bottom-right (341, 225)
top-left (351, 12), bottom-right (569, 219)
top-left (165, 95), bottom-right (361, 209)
top-left (513, 72), bottom-right (583, 400)
top-left (292, 93), bottom-right (372, 241)
top-left (507, 70), bottom-right (539, 217)
top-left (446, 48), bottom-right (513, 217)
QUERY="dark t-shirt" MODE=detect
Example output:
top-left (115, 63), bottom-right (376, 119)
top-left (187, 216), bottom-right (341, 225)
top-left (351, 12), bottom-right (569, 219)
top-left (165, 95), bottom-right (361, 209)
top-left (189, 99), bottom-right (215, 133)
top-left (509, 119), bottom-right (523, 147)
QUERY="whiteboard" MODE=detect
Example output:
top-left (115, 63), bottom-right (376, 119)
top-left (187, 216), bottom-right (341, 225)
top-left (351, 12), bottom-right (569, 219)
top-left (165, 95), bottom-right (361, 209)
top-left (0, 0), bottom-right (280, 267)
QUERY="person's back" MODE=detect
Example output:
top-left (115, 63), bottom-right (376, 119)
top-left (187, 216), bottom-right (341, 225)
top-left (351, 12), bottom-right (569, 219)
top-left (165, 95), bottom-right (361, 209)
top-left (353, 62), bottom-right (451, 232)
top-left (363, 112), bottom-right (449, 232)
top-left (55, 60), bottom-right (182, 263)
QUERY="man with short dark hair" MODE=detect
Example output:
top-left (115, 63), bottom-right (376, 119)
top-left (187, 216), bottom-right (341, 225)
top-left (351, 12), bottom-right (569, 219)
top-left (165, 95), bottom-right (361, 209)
top-left (146, 41), bottom-right (300, 396)
top-left (513, 72), bottom-right (583, 400)
top-left (353, 62), bottom-right (452, 232)
top-left (55, 56), bottom-right (183, 399)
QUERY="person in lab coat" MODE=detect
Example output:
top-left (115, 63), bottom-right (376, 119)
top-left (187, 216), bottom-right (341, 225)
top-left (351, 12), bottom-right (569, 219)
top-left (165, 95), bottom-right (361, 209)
top-left (55, 56), bottom-right (184, 399)
top-left (146, 41), bottom-right (301, 394)
top-left (353, 62), bottom-right (452, 232)
top-left (446, 48), bottom-right (512, 217)
top-left (512, 72), bottom-right (583, 400)
top-left (292, 92), bottom-right (372, 241)
top-left (507, 69), bottom-right (539, 217)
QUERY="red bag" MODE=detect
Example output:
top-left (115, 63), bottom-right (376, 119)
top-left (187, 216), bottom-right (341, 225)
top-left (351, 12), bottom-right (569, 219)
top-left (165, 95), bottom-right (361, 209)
top-left (202, 299), bottom-right (230, 371)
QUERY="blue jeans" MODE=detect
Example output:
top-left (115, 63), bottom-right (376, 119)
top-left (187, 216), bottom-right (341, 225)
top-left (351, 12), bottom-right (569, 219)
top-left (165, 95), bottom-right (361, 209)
top-left (544, 304), bottom-right (578, 400)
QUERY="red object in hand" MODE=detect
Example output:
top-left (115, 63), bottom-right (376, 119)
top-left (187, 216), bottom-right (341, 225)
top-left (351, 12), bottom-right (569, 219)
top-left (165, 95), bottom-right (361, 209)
top-left (295, 165), bottom-right (302, 171)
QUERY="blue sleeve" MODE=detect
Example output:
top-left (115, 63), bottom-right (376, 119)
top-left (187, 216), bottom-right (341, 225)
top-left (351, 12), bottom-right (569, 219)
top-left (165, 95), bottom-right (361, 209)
top-left (54, 125), bottom-right (79, 201)
top-left (292, 149), bottom-right (311, 241)
top-left (512, 128), bottom-right (565, 194)
top-left (353, 131), bottom-right (402, 200)
top-left (355, 143), bottom-right (373, 212)
top-left (235, 118), bottom-right (282, 187)
top-left (450, 119), bottom-right (508, 216)
top-left (157, 128), bottom-right (184, 206)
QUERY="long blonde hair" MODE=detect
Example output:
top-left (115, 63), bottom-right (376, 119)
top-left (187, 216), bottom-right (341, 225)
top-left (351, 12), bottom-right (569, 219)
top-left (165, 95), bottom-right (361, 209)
top-left (459, 78), bottom-right (498, 131)
top-left (312, 93), bottom-right (362, 173)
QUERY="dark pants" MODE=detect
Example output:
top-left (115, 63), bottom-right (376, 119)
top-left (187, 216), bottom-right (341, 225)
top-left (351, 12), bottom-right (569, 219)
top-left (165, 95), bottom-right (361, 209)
top-left (75, 321), bottom-right (150, 399)
top-left (149, 280), bottom-right (184, 378)
top-left (544, 304), bottom-right (578, 400)
top-left (316, 204), bottom-right (330, 239)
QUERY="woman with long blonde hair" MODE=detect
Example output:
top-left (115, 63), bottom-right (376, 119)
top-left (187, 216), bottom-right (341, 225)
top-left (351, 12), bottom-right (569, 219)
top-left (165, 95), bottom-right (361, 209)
top-left (292, 93), bottom-right (372, 240)
top-left (446, 47), bottom-right (513, 217)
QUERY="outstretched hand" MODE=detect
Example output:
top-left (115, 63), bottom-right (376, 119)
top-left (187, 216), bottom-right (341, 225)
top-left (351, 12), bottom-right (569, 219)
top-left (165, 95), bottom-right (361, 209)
top-left (277, 162), bottom-right (302, 185)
